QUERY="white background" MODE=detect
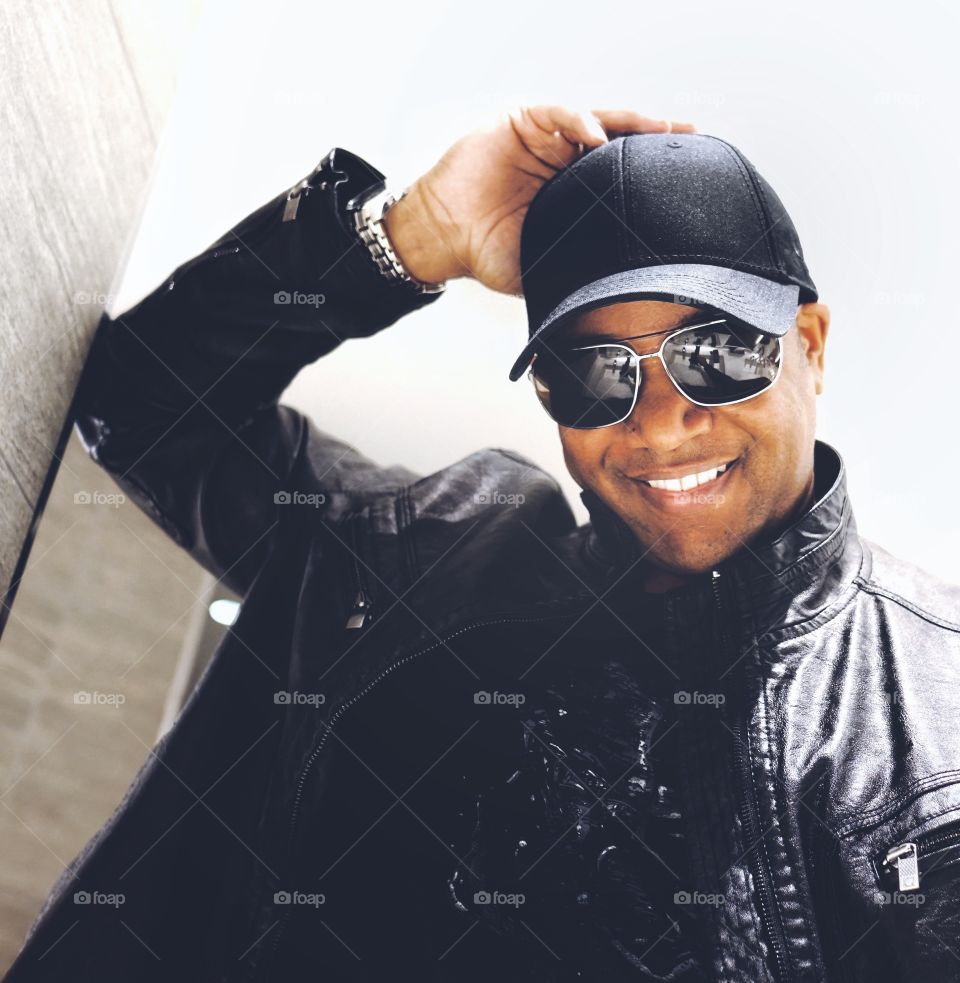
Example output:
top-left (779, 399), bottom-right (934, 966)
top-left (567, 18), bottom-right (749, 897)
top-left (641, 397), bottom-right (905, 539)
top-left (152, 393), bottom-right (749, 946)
top-left (113, 0), bottom-right (960, 584)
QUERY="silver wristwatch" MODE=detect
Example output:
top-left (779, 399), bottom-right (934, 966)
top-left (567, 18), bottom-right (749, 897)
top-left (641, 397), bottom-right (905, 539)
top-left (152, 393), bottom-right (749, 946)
top-left (353, 187), bottom-right (447, 295)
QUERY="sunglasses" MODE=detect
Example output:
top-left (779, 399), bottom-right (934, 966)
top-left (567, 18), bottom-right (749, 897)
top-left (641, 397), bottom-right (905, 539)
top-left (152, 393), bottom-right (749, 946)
top-left (528, 317), bottom-right (783, 430)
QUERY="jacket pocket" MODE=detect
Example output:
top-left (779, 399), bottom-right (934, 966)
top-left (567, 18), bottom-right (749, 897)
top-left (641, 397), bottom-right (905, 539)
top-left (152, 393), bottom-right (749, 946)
top-left (821, 781), bottom-right (960, 982)
top-left (874, 815), bottom-right (960, 895)
top-left (867, 809), bottom-right (960, 980)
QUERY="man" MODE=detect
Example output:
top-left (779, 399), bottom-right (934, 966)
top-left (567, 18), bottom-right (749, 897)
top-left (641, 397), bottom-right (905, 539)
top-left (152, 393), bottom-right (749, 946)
top-left (7, 105), bottom-right (960, 982)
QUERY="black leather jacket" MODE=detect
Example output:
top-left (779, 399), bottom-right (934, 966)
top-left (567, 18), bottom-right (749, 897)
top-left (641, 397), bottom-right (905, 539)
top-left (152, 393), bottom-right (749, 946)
top-left (7, 148), bottom-right (960, 983)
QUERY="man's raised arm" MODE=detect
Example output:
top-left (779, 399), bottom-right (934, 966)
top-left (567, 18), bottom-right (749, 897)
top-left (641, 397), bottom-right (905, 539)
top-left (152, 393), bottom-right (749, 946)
top-left (74, 147), bottom-right (444, 594)
top-left (73, 107), bottom-right (690, 595)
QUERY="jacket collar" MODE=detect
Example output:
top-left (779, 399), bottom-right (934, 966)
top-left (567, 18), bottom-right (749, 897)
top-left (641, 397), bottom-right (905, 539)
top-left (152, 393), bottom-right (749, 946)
top-left (580, 439), bottom-right (865, 630)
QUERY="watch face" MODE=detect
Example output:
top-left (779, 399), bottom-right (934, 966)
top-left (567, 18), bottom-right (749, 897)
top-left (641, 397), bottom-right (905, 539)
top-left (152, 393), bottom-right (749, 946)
top-left (355, 185), bottom-right (394, 219)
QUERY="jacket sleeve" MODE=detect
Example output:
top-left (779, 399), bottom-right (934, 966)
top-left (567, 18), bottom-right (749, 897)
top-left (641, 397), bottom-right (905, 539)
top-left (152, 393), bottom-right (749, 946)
top-left (73, 147), bottom-right (443, 595)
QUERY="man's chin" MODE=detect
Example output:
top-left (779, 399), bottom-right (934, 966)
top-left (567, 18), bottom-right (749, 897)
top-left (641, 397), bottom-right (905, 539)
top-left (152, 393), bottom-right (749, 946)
top-left (596, 488), bottom-right (751, 580)
top-left (646, 550), bottom-right (718, 579)
top-left (629, 530), bottom-right (742, 585)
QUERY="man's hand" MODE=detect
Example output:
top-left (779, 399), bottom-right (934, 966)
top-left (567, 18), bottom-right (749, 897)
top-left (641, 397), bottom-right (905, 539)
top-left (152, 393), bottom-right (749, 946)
top-left (382, 105), bottom-right (696, 296)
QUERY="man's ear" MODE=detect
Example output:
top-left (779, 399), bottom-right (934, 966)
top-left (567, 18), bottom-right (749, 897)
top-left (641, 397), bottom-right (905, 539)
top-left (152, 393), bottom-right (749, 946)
top-left (794, 302), bottom-right (829, 394)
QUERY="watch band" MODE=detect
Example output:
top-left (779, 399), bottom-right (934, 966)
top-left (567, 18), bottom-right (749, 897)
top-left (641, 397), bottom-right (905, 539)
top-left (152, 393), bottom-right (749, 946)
top-left (353, 187), bottom-right (447, 295)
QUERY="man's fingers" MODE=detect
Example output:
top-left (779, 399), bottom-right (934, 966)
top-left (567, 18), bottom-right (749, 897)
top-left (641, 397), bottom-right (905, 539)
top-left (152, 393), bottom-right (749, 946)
top-left (515, 105), bottom-right (608, 149)
top-left (514, 106), bottom-right (698, 149)
top-left (506, 104), bottom-right (698, 171)
top-left (591, 108), bottom-right (697, 135)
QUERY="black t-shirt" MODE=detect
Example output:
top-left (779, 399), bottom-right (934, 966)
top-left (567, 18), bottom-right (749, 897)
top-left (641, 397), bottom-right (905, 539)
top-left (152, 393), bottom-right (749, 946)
top-left (442, 609), bottom-right (711, 981)
top-left (301, 599), bottom-right (714, 981)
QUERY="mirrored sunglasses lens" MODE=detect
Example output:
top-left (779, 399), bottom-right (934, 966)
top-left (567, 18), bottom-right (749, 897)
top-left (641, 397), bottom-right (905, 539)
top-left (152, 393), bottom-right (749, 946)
top-left (664, 323), bottom-right (780, 405)
top-left (531, 345), bottom-right (637, 428)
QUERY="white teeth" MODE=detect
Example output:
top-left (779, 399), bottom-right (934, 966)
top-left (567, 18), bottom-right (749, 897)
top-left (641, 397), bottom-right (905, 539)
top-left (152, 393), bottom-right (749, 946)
top-left (644, 461), bottom-right (732, 491)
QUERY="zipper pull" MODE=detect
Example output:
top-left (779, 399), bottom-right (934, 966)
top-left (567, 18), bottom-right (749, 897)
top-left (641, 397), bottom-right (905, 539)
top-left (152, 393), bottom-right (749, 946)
top-left (282, 178), bottom-right (312, 222)
top-left (883, 842), bottom-right (920, 891)
top-left (345, 589), bottom-right (374, 630)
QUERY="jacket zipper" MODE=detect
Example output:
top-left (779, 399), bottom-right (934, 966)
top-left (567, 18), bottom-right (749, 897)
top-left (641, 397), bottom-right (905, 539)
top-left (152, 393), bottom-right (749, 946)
top-left (880, 822), bottom-right (960, 891)
top-left (260, 506), bottom-right (376, 976)
top-left (164, 180), bottom-right (292, 289)
top-left (344, 509), bottom-right (375, 630)
top-left (282, 178), bottom-right (311, 222)
top-left (172, 165), bottom-right (331, 293)
top-left (263, 604), bottom-right (587, 979)
top-left (712, 568), bottom-right (793, 983)
top-left (288, 607), bottom-right (584, 836)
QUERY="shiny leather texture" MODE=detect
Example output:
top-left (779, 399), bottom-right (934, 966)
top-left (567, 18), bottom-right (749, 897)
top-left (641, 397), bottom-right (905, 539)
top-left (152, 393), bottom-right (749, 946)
top-left (7, 148), bottom-right (960, 983)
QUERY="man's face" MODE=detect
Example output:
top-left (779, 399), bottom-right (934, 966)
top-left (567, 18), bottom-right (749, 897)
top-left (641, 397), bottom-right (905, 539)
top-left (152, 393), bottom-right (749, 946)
top-left (553, 299), bottom-right (829, 590)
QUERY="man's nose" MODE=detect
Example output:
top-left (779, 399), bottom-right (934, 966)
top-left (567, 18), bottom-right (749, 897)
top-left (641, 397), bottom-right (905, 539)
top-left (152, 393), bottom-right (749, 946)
top-left (622, 357), bottom-right (712, 451)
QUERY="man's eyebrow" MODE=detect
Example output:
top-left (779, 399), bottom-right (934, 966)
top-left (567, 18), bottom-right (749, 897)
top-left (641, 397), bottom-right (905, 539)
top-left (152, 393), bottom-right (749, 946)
top-left (559, 309), bottom-right (725, 345)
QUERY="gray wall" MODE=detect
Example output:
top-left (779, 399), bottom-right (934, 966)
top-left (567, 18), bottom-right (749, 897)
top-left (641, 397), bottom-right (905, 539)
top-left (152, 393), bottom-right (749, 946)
top-left (0, 0), bottom-right (196, 618)
top-left (0, 0), bottom-right (202, 967)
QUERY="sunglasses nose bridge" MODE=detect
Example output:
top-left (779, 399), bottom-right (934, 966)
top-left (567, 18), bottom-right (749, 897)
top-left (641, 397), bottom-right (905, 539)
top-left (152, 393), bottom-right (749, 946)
top-left (629, 346), bottom-right (681, 405)
top-left (620, 350), bottom-right (714, 444)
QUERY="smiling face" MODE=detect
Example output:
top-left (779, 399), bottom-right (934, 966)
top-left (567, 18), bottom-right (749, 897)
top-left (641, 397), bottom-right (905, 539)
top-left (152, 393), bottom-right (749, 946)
top-left (550, 299), bottom-right (830, 591)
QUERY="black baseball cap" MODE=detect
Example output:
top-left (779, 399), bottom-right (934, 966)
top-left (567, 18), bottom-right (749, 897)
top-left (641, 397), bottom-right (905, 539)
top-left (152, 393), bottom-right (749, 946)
top-left (508, 132), bottom-right (818, 382)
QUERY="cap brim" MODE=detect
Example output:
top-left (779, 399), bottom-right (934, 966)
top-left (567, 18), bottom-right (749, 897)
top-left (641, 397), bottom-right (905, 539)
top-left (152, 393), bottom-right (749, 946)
top-left (509, 263), bottom-right (800, 381)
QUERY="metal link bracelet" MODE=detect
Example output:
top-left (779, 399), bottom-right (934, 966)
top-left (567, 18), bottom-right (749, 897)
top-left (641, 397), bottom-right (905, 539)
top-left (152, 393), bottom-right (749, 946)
top-left (353, 187), bottom-right (447, 295)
